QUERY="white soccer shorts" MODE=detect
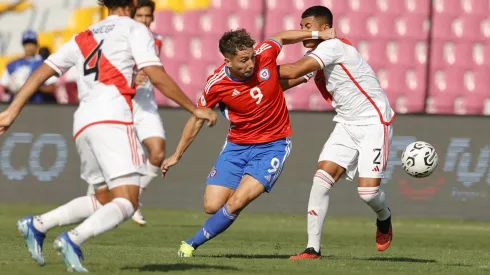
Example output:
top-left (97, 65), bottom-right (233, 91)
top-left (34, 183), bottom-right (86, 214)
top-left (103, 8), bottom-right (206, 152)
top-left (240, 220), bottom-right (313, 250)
top-left (133, 92), bottom-right (166, 141)
top-left (76, 123), bottom-right (146, 187)
top-left (318, 123), bottom-right (393, 180)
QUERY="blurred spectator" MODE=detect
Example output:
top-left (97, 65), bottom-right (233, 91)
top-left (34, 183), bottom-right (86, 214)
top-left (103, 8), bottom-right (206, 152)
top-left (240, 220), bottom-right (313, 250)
top-left (38, 46), bottom-right (51, 60)
top-left (0, 30), bottom-right (57, 103)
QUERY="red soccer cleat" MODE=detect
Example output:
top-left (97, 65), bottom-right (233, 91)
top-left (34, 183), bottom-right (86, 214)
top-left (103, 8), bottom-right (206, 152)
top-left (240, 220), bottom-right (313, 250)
top-left (289, 247), bottom-right (321, 260)
top-left (376, 215), bottom-right (393, 251)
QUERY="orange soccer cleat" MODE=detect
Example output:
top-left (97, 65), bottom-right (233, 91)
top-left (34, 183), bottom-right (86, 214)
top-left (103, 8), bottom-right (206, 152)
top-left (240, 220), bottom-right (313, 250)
top-left (289, 248), bottom-right (321, 260)
top-left (376, 214), bottom-right (393, 251)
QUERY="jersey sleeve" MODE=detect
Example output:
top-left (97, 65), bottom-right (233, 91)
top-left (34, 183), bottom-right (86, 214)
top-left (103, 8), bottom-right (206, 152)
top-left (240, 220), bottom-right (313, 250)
top-left (197, 86), bottom-right (221, 108)
top-left (255, 39), bottom-right (282, 60)
top-left (44, 37), bottom-right (78, 76)
top-left (308, 39), bottom-right (344, 68)
top-left (129, 23), bottom-right (162, 70)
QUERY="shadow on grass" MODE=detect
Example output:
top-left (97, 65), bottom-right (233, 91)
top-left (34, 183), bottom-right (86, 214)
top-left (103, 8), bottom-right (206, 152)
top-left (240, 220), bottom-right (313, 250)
top-left (121, 263), bottom-right (239, 272)
top-left (356, 256), bottom-right (436, 263)
top-left (202, 253), bottom-right (291, 259)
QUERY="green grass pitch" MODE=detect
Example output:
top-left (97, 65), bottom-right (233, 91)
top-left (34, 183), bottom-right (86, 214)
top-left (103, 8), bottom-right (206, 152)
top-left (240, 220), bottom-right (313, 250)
top-left (1, 204), bottom-right (489, 274)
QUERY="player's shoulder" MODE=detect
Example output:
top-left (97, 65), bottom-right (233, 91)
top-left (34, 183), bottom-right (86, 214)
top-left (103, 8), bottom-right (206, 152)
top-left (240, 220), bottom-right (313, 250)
top-left (254, 39), bottom-right (281, 55)
top-left (204, 65), bottom-right (227, 94)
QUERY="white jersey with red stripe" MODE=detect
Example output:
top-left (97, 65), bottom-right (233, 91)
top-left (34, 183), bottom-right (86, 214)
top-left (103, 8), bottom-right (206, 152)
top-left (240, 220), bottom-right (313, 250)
top-left (307, 38), bottom-right (395, 126)
top-left (44, 15), bottom-right (162, 137)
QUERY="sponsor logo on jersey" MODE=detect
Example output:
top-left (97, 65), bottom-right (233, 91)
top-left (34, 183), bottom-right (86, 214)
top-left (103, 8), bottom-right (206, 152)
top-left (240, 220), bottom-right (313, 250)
top-left (259, 68), bottom-right (270, 81)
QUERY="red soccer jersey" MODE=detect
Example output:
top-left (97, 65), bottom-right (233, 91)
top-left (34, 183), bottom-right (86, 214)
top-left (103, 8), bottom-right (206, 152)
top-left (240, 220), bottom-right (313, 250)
top-left (198, 40), bottom-right (292, 144)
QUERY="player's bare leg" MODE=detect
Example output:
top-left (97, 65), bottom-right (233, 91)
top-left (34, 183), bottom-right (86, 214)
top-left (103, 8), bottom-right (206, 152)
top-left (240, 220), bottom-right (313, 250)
top-left (132, 137), bottom-right (166, 225)
top-left (290, 160), bottom-right (344, 260)
top-left (203, 185), bottom-right (235, 214)
top-left (358, 177), bottom-right (392, 251)
top-left (179, 175), bottom-right (265, 257)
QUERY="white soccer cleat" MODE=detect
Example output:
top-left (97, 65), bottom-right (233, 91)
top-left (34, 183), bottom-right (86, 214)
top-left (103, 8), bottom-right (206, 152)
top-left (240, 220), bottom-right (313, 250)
top-left (132, 209), bottom-right (146, 226)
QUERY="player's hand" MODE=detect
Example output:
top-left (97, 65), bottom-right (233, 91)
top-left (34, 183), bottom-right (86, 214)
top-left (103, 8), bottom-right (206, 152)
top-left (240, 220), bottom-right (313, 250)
top-left (319, 27), bottom-right (337, 40)
top-left (193, 107), bottom-right (217, 127)
top-left (0, 110), bottom-right (16, 136)
top-left (161, 154), bottom-right (180, 177)
top-left (135, 71), bottom-right (148, 86)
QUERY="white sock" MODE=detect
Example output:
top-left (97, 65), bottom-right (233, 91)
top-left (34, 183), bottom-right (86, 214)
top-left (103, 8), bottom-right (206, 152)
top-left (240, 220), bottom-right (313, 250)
top-left (137, 187), bottom-right (144, 209)
top-left (68, 197), bottom-right (134, 246)
top-left (358, 186), bottom-right (391, 221)
top-left (307, 170), bottom-right (335, 253)
top-left (140, 160), bottom-right (160, 189)
top-left (34, 196), bottom-right (101, 233)
top-left (86, 184), bottom-right (95, 196)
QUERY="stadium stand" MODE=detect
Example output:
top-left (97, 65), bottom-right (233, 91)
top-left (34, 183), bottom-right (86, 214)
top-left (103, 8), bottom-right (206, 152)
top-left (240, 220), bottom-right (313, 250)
top-left (0, 0), bottom-right (489, 115)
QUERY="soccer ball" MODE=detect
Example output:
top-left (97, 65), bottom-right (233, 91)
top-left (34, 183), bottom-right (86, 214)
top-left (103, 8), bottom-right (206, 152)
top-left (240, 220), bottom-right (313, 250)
top-left (401, 141), bottom-right (438, 178)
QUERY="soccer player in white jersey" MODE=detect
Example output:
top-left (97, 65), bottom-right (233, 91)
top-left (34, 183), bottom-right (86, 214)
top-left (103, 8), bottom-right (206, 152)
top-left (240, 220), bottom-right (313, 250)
top-left (0, 0), bottom-right (217, 272)
top-left (278, 6), bottom-right (396, 259)
top-left (86, 0), bottom-right (163, 226)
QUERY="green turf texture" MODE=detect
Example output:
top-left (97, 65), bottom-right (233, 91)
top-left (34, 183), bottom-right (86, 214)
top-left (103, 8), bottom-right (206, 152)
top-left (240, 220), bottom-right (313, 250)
top-left (1, 204), bottom-right (489, 274)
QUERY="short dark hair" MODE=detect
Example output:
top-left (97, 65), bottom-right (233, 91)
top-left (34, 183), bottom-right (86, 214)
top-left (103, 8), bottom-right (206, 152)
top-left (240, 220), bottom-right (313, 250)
top-left (219, 29), bottom-right (255, 56)
top-left (97, 0), bottom-right (134, 9)
top-left (301, 6), bottom-right (333, 27)
top-left (132, 0), bottom-right (155, 17)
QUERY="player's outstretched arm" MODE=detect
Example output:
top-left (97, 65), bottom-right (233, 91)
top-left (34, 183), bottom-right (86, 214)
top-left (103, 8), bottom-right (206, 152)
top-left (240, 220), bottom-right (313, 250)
top-left (278, 57), bottom-right (322, 79)
top-left (280, 72), bottom-right (315, 91)
top-left (161, 115), bottom-right (205, 173)
top-left (143, 66), bottom-right (217, 126)
top-left (270, 28), bottom-right (336, 46)
top-left (0, 64), bottom-right (57, 135)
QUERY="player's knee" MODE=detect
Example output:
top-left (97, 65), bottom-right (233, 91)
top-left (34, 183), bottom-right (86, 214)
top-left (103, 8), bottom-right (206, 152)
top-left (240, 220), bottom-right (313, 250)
top-left (225, 196), bottom-right (249, 214)
top-left (203, 201), bottom-right (221, 215)
top-left (318, 161), bottom-right (344, 181)
top-left (358, 186), bottom-right (380, 203)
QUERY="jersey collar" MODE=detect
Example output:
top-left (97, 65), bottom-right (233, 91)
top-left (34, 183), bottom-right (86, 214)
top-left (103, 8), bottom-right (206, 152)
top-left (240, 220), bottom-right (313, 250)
top-left (225, 66), bottom-right (251, 82)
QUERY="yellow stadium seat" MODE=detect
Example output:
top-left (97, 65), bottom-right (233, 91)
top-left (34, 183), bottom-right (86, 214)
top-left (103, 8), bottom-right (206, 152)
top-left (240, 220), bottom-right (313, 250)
top-left (38, 32), bottom-right (55, 53)
top-left (13, 1), bottom-right (33, 12)
top-left (67, 7), bottom-right (104, 33)
top-left (155, 0), bottom-right (210, 12)
top-left (0, 56), bottom-right (9, 75)
top-left (0, 1), bottom-right (33, 13)
top-left (183, 0), bottom-right (210, 10)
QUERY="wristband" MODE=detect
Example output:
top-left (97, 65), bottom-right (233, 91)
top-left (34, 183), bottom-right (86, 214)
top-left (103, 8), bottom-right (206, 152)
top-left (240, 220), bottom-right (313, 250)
top-left (312, 31), bottom-right (319, 39)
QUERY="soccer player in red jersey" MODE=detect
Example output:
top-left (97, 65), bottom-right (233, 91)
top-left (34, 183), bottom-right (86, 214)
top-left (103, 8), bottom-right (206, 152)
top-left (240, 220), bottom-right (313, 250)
top-left (161, 28), bottom-right (336, 257)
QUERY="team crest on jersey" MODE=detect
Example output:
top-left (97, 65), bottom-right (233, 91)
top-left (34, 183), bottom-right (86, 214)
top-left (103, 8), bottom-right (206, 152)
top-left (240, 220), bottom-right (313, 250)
top-left (259, 68), bottom-right (270, 81)
top-left (209, 167), bottom-right (217, 178)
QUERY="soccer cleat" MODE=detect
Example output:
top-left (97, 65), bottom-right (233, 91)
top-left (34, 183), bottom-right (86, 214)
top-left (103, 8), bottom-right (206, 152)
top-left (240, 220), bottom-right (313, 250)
top-left (289, 247), bottom-right (322, 260)
top-left (132, 209), bottom-right (147, 226)
top-left (53, 232), bottom-right (88, 273)
top-left (376, 214), bottom-right (393, 251)
top-left (178, 241), bottom-right (195, 257)
top-left (17, 215), bottom-right (46, 266)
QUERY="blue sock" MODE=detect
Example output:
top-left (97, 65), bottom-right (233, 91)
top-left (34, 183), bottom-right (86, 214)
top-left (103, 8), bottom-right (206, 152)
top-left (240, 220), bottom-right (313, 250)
top-left (186, 205), bottom-right (237, 249)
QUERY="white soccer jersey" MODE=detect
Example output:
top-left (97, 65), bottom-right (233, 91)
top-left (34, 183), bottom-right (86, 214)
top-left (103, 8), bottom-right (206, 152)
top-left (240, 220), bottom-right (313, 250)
top-left (44, 15), bottom-right (162, 138)
top-left (133, 33), bottom-right (163, 100)
top-left (307, 38), bottom-right (395, 125)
